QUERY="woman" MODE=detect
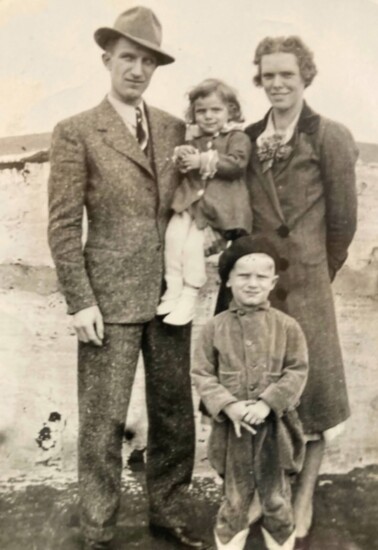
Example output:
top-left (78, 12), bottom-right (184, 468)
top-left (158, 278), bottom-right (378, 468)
top-left (244, 36), bottom-right (358, 548)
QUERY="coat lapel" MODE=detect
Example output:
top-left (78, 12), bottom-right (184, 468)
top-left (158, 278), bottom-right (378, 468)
top-left (246, 102), bottom-right (321, 224)
top-left (95, 98), bottom-right (154, 177)
top-left (251, 147), bottom-right (286, 222)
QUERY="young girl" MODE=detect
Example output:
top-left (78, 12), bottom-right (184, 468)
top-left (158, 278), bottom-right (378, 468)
top-left (157, 79), bottom-right (253, 325)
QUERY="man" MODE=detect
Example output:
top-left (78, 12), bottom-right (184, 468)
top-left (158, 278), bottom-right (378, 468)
top-left (48, 7), bottom-right (203, 549)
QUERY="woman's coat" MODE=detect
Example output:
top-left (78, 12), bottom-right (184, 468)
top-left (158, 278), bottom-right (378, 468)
top-left (245, 103), bottom-right (358, 433)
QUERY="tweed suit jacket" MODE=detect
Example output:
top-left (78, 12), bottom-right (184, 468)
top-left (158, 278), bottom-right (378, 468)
top-left (48, 98), bottom-right (185, 323)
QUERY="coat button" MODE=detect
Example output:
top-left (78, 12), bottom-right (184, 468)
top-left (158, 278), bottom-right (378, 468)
top-left (277, 225), bottom-right (290, 238)
top-left (197, 189), bottom-right (204, 197)
top-left (249, 384), bottom-right (256, 391)
top-left (246, 340), bottom-right (252, 346)
top-left (279, 257), bottom-right (290, 271)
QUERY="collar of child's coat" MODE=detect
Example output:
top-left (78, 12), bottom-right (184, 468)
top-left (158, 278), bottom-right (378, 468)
top-left (245, 102), bottom-right (320, 143)
top-left (185, 121), bottom-right (245, 140)
top-left (229, 299), bottom-right (271, 315)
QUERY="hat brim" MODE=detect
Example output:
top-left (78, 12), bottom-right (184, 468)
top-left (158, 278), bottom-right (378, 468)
top-left (94, 27), bottom-right (175, 65)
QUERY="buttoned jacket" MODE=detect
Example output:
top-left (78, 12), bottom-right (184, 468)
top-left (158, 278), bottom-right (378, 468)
top-left (192, 302), bottom-right (308, 473)
top-left (192, 302), bottom-right (308, 419)
top-left (245, 103), bottom-right (358, 278)
top-left (48, 98), bottom-right (185, 323)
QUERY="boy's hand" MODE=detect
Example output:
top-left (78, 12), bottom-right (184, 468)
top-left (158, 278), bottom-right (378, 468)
top-left (223, 401), bottom-right (257, 438)
top-left (242, 400), bottom-right (271, 426)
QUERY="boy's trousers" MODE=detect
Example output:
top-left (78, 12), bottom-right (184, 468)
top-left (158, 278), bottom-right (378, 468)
top-left (214, 422), bottom-right (295, 547)
top-left (77, 317), bottom-right (194, 542)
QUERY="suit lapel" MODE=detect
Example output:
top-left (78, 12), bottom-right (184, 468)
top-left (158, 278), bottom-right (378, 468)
top-left (95, 98), bottom-right (154, 177)
top-left (146, 106), bottom-right (173, 177)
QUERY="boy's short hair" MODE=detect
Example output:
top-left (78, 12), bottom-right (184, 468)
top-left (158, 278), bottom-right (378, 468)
top-left (218, 235), bottom-right (280, 283)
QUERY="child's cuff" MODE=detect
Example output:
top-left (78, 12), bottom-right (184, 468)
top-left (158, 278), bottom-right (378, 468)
top-left (199, 149), bottom-right (219, 179)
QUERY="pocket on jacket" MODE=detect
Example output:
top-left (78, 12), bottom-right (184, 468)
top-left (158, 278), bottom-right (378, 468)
top-left (218, 370), bottom-right (240, 394)
top-left (261, 371), bottom-right (282, 392)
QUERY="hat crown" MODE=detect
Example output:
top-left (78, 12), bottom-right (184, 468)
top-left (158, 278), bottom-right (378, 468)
top-left (114, 6), bottom-right (162, 48)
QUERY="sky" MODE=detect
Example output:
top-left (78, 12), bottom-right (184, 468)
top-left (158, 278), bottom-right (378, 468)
top-left (1, 0), bottom-right (378, 143)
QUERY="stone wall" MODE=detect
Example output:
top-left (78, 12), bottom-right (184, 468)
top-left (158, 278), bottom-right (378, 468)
top-left (0, 135), bottom-right (377, 479)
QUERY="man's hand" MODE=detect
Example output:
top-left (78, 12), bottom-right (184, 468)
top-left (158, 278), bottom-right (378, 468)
top-left (223, 401), bottom-right (257, 438)
top-left (242, 400), bottom-right (271, 426)
top-left (72, 305), bottom-right (104, 346)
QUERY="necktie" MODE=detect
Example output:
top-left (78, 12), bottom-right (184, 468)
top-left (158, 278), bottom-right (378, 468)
top-left (135, 106), bottom-right (147, 150)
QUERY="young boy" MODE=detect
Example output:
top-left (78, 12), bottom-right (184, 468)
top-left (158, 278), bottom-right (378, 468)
top-left (192, 235), bottom-right (308, 550)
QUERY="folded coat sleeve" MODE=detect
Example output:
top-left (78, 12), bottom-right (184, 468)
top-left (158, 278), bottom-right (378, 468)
top-left (191, 320), bottom-right (238, 420)
top-left (320, 120), bottom-right (358, 279)
top-left (213, 131), bottom-right (252, 180)
top-left (259, 318), bottom-right (309, 417)
top-left (48, 120), bottom-right (97, 314)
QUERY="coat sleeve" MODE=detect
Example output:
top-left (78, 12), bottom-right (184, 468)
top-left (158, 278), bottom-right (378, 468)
top-left (320, 120), bottom-right (358, 279)
top-left (191, 320), bottom-right (238, 420)
top-left (259, 318), bottom-right (309, 417)
top-left (48, 120), bottom-right (97, 314)
top-left (214, 131), bottom-right (252, 180)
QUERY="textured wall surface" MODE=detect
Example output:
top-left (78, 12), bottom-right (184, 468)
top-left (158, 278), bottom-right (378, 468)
top-left (0, 136), bottom-right (377, 481)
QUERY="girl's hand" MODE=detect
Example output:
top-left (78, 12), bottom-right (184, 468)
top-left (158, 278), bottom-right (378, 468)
top-left (181, 151), bottom-right (201, 171)
top-left (172, 145), bottom-right (198, 172)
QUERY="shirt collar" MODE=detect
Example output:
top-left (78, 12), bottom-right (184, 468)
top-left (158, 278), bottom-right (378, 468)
top-left (229, 298), bottom-right (270, 314)
top-left (245, 102), bottom-right (321, 142)
top-left (107, 93), bottom-right (147, 130)
top-left (257, 109), bottom-right (301, 148)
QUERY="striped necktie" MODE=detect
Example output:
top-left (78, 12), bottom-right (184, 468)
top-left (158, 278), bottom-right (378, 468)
top-left (135, 106), bottom-right (147, 150)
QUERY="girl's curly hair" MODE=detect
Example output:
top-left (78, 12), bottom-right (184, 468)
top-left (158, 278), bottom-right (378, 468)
top-left (185, 78), bottom-right (244, 124)
top-left (253, 36), bottom-right (317, 88)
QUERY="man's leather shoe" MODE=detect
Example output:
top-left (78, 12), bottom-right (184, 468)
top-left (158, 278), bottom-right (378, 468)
top-left (294, 534), bottom-right (311, 550)
top-left (149, 522), bottom-right (208, 548)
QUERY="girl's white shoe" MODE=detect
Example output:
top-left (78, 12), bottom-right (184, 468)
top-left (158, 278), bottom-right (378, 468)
top-left (156, 276), bottom-right (183, 315)
top-left (163, 285), bottom-right (199, 325)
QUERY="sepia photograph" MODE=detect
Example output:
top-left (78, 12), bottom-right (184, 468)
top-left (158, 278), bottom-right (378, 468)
top-left (0, 0), bottom-right (377, 548)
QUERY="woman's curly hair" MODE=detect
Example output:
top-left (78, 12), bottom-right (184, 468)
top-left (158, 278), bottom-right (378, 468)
top-left (185, 78), bottom-right (244, 124)
top-left (253, 36), bottom-right (317, 88)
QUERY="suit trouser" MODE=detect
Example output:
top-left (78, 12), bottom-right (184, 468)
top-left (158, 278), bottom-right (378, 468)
top-left (77, 317), bottom-right (194, 542)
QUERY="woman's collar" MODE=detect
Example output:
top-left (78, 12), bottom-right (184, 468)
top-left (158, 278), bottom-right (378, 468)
top-left (245, 102), bottom-right (320, 142)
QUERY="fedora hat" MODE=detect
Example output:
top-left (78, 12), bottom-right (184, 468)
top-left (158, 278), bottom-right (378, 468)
top-left (94, 6), bottom-right (174, 65)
